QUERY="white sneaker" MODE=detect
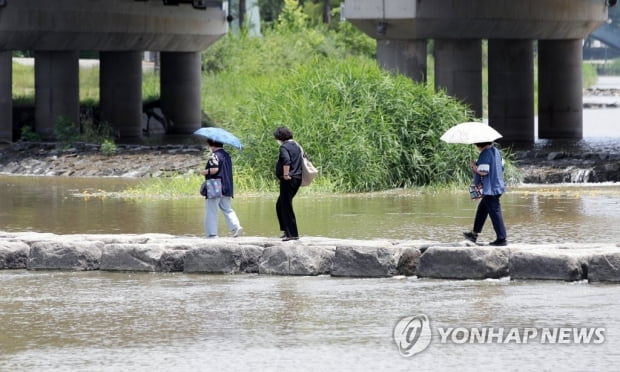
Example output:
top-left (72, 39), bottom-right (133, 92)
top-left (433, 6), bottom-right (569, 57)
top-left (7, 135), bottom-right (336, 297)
top-left (232, 227), bottom-right (243, 238)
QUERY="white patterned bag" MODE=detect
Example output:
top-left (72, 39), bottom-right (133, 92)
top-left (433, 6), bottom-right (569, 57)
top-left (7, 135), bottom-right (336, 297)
top-left (295, 141), bottom-right (318, 186)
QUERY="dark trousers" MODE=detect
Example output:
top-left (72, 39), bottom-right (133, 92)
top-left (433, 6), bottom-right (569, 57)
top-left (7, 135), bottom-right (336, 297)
top-left (473, 195), bottom-right (507, 240)
top-left (276, 177), bottom-right (301, 238)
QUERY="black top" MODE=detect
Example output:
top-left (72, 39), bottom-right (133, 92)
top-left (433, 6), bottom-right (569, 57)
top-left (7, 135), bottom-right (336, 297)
top-left (275, 140), bottom-right (303, 179)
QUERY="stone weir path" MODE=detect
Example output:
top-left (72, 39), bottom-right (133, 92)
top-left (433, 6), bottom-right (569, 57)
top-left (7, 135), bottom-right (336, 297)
top-left (1, 231), bottom-right (620, 283)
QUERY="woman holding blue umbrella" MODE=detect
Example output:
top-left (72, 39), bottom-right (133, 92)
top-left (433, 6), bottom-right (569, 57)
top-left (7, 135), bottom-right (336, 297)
top-left (200, 138), bottom-right (243, 238)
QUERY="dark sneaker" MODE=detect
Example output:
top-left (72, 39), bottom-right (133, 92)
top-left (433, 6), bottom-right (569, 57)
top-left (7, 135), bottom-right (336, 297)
top-left (282, 236), bottom-right (299, 241)
top-left (489, 239), bottom-right (508, 246)
top-left (463, 231), bottom-right (478, 243)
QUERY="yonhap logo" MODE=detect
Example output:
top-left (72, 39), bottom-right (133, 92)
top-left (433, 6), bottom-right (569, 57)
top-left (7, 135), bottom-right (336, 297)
top-left (392, 313), bottom-right (605, 358)
top-left (393, 314), bottom-right (432, 357)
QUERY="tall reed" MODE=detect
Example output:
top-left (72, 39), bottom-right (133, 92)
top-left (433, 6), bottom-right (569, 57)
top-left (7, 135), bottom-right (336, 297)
top-left (205, 56), bottom-right (478, 192)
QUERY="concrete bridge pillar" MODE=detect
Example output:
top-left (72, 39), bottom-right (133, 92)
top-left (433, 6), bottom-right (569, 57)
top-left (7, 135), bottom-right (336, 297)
top-left (100, 51), bottom-right (143, 138)
top-left (160, 52), bottom-right (202, 134)
top-left (0, 51), bottom-right (11, 142)
top-left (434, 39), bottom-right (482, 119)
top-left (538, 39), bottom-right (583, 139)
top-left (34, 51), bottom-right (80, 140)
top-left (376, 39), bottom-right (427, 82)
top-left (488, 40), bottom-right (535, 143)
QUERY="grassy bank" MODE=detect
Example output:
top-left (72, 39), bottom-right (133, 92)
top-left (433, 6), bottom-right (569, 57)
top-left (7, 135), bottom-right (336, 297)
top-left (12, 62), bottom-right (161, 105)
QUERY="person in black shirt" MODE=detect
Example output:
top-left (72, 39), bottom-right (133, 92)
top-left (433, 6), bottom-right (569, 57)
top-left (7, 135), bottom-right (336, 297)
top-left (274, 127), bottom-right (302, 241)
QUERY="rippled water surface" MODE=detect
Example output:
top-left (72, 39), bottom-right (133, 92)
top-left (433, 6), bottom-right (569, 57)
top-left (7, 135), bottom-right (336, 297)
top-left (1, 177), bottom-right (620, 371)
top-left (2, 86), bottom-right (620, 370)
top-left (1, 272), bottom-right (619, 372)
top-left (2, 175), bottom-right (620, 244)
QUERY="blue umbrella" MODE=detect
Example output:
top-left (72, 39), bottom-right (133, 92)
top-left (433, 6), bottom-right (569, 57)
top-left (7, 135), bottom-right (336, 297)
top-left (193, 127), bottom-right (243, 149)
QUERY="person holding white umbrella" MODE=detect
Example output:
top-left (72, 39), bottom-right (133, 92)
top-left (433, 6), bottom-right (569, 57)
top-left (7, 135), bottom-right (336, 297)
top-left (464, 141), bottom-right (508, 246)
top-left (440, 122), bottom-right (508, 246)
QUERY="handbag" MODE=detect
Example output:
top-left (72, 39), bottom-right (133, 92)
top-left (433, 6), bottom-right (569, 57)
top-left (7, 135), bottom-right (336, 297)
top-left (468, 184), bottom-right (483, 200)
top-left (294, 141), bottom-right (318, 186)
top-left (301, 154), bottom-right (318, 186)
top-left (200, 178), bottom-right (222, 199)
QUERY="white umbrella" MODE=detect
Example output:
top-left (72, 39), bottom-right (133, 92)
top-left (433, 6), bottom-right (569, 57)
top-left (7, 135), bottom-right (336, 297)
top-left (440, 122), bottom-right (502, 144)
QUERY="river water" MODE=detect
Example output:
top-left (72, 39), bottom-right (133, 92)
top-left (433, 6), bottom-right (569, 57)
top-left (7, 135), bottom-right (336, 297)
top-left (0, 272), bottom-right (618, 372)
top-left (2, 176), bottom-right (620, 244)
top-left (1, 78), bottom-right (620, 371)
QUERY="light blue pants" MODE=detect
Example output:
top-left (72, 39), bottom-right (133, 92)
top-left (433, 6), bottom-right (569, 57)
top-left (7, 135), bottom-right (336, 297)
top-left (204, 196), bottom-right (241, 237)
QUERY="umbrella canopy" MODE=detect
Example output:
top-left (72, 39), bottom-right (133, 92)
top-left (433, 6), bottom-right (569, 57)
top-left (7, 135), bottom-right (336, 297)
top-left (193, 127), bottom-right (243, 149)
top-left (440, 122), bottom-right (502, 144)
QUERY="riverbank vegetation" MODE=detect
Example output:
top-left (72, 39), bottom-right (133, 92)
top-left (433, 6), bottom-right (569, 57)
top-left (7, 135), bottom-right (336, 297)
top-left (204, 49), bottom-right (479, 192)
top-left (15, 0), bottom-right (605, 193)
top-left (197, 2), bottom-right (486, 192)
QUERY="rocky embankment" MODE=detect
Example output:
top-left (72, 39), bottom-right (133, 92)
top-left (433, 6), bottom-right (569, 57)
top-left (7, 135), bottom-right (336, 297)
top-left (515, 148), bottom-right (620, 183)
top-left (0, 142), bottom-right (205, 178)
top-left (583, 86), bottom-right (620, 108)
top-left (2, 140), bottom-right (620, 183)
top-left (1, 231), bottom-right (620, 282)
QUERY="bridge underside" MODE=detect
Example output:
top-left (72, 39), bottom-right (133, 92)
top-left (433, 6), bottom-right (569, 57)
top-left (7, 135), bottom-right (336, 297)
top-left (345, 0), bottom-right (610, 144)
top-left (0, 0), bottom-right (227, 142)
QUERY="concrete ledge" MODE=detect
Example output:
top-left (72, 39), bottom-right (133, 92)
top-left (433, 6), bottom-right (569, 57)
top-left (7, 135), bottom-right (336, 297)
top-left (509, 246), bottom-right (590, 281)
top-left (1, 231), bottom-right (620, 283)
top-left (185, 244), bottom-right (263, 274)
top-left (589, 251), bottom-right (620, 283)
top-left (0, 2), bottom-right (227, 51)
top-left (345, 0), bottom-right (606, 39)
top-left (28, 240), bottom-right (103, 271)
top-left (259, 245), bottom-right (334, 276)
top-left (417, 245), bottom-right (510, 280)
top-left (101, 244), bottom-right (171, 272)
top-left (331, 244), bottom-right (403, 278)
top-left (0, 241), bottom-right (30, 269)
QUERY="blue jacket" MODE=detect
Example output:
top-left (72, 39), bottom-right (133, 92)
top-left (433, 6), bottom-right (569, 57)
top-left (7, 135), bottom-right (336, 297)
top-left (474, 146), bottom-right (505, 196)
top-left (205, 148), bottom-right (234, 197)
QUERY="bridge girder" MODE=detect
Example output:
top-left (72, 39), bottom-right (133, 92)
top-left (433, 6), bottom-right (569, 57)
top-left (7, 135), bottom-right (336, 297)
top-left (345, 0), bottom-right (607, 40)
top-left (0, 0), bottom-right (226, 52)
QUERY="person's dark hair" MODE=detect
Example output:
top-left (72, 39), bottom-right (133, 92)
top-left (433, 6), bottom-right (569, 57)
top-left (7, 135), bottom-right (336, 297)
top-left (273, 126), bottom-right (293, 141)
top-left (474, 142), bottom-right (492, 148)
top-left (207, 139), bottom-right (224, 147)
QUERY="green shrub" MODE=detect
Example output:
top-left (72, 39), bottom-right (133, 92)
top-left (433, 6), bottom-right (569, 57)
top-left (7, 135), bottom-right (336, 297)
top-left (100, 139), bottom-right (117, 156)
top-left (54, 116), bottom-right (80, 147)
top-left (607, 58), bottom-right (620, 75)
top-left (583, 62), bottom-right (598, 88)
top-left (329, 15), bottom-right (375, 58)
top-left (202, 1), bottom-right (373, 75)
top-left (207, 57), bottom-right (478, 192)
top-left (20, 125), bottom-right (40, 142)
top-left (82, 118), bottom-right (115, 144)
